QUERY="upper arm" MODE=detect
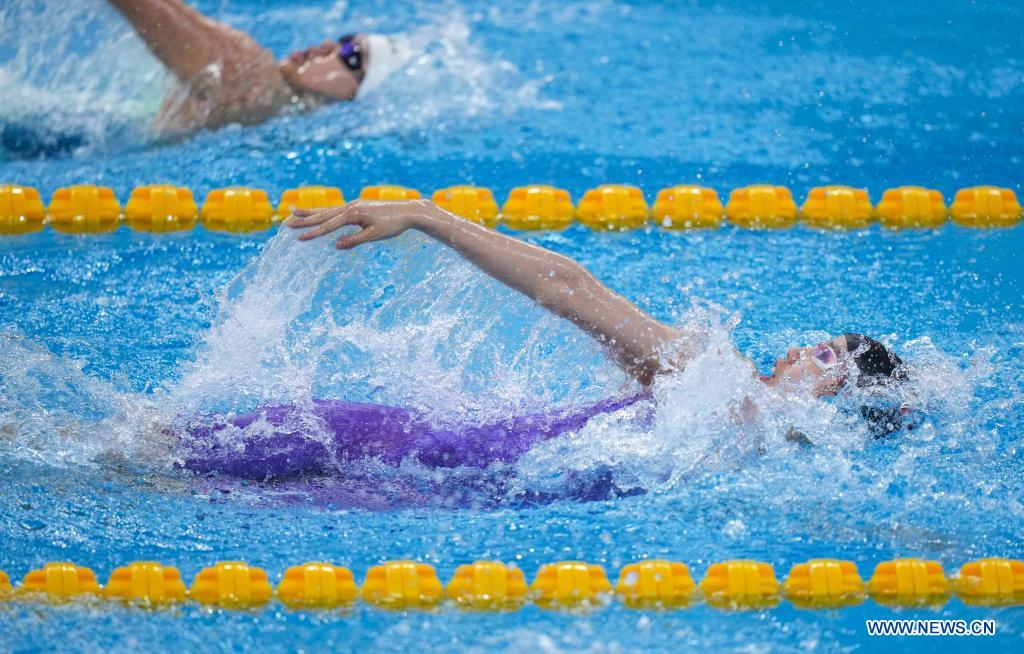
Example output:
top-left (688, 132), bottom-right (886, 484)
top-left (539, 270), bottom-right (684, 385)
top-left (156, 29), bottom-right (288, 132)
top-left (413, 208), bottom-right (689, 386)
top-left (110, 0), bottom-right (287, 130)
top-left (109, 0), bottom-right (249, 81)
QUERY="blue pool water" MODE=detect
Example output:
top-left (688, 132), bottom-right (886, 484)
top-left (2, 0), bottom-right (1023, 651)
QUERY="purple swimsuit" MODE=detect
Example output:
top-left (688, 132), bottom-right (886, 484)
top-left (182, 394), bottom-right (646, 480)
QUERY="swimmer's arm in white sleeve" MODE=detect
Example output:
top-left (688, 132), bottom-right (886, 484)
top-left (288, 200), bottom-right (686, 385)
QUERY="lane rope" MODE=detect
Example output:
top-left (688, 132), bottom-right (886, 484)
top-left (0, 183), bottom-right (1019, 234)
top-left (2, 557), bottom-right (1022, 610)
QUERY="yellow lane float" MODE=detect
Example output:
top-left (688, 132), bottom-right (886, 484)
top-left (875, 186), bottom-right (947, 228)
top-left (651, 185), bottom-right (723, 229)
top-left (800, 185), bottom-right (873, 229)
top-left (3, 182), bottom-right (1020, 236)
top-left (103, 562), bottom-right (187, 605)
top-left (783, 559), bottom-right (865, 609)
top-left (276, 561), bottom-right (358, 609)
top-left (432, 185), bottom-right (500, 227)
top-left (530, 561), bottom-right (612, 609)
top-left (201, 187), bottom-right (275, 233)
top-left (277, 185), bottom-right (345, 220)
top-left (577, 184), bottom-right (648, 231)
top-left (446, 561), bottom-right (529, 610)
top-left (0, 184), bottom-right (46, 234)
top-left (124, 185), bottom-right (198, 232)
top-left (953, 558), bottom-right (1024, 606)
top-left (361, 561), bottom-right (443, 609)
top-left (615, 559), bottom-right (697, 608)
top-left (49, 185), bottom-right (121, 233)
top-left (189, 561), bottom-right (273, 608)
top-left (699, 560), bottom-right (780, 609)
top-left (950, 186), bottom-right (1021, 228)
top-left (501, 184), bottom-right (575, 230)
top-left (359, 185), bottom-right (422, 201)
top-left (726, 185), bottom-right (798, 229)
top-left (868, 558), bottom-right (950, 607)
top-left (3, 556), bottom-right (1024, 611)
top-left (22, 562), bottom-right (101, 600)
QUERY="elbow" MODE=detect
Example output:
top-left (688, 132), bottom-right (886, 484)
top-left (534, 259), bottom-right (590, 311)
top-left (554, 259), bottom-right (591, 294)
top-left (535, 278), bottom-right (577, 313)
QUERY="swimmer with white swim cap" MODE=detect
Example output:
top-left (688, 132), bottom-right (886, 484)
top-left (106, 0), bottom-right (407, 133)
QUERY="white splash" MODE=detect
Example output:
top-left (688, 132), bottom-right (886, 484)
top-left (0, 0), bottom-right (165, 156)
top-left (169, 227), bottom-right (626, 425)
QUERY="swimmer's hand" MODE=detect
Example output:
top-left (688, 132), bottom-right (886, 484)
top-left (288, 200), bottom-right (434, 249)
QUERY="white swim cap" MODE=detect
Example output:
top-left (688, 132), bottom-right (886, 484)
top-left (359, 34), bottom-right (410, 97)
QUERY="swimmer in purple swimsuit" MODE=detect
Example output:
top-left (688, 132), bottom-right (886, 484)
top-left (183, 200), bottom-right (910, 483)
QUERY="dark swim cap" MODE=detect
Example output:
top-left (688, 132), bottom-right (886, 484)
top-left (843, 333), bottom-right (909, 438)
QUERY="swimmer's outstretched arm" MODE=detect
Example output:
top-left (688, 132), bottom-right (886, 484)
top-left (289, 201), bottom-right (683, 385)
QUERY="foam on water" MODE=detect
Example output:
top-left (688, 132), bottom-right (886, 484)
top-left (0, 333), bottom-right (170, 468)
top-left (342, 11), bottom-right (557, 139)
top-left (170, 228), bottom-right (623, 421)
top-left (509, 306), bottom-right (992, 503)
top-left (0, 0), bottom-right (162, 158)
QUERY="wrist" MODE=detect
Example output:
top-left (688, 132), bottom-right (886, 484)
top-left (410, 201), bottom-right (450, 233)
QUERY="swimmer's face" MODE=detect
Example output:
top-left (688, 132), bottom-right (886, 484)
top-left (763, 336), bottom-right (850, 397)
top-left (279, 37), bottom-right (364, 101)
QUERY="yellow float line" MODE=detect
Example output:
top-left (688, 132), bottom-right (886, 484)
top-left (1, 557), bottom-right (1022, 611)
top-left (0, 183), bottom-right (1020, 235)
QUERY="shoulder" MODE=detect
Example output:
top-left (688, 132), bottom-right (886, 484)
top-left (157, 32), bottom-right (292, 132)
top-left (656, 325), bottom-right (710, 372)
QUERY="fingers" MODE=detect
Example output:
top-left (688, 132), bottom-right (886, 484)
top-left (291, 207), bottom-right (333, 217)
top-left (286, 206), bottom-right (344, 228)
top-left (297, 210), bottom-right (355, 241)
top-left (336, 225), bottom-right (379, 250)
top-left (289, 201), bottom-right (392, 248)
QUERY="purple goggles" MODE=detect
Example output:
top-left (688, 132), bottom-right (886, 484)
top-left (338, 34), bottom-right (364, 78)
